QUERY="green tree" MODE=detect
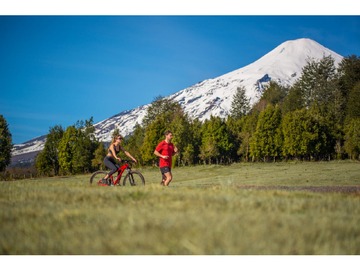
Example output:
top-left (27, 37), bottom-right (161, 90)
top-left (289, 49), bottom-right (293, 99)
top-left (337, 55), bottom-right (360, 104)
top-left (282, 56), bottom-right (340, 159)
top-left (0, 115), bottom-right (13, 172)
top-left (187, 118), bottom-right (202, 165)
top-left (199, 116), bottom-right (233, 164)
top-left (237, 113), bottom-right (259, 162)
top-left (230, 86), bottom-right (250, 119)
top-left (259, 82), bottom-right (288, 107)
top-left (142, 96), bottom-right (182, 128)
top-left (57, 118), bottom-right (97, 174)
top-left (36, 125), bottom-right (64, 176)
top-left (123, 123), bottom-right (145, 165)
top-left (282, 108), bottom-right (333, 160)
top-left (298, 55), bottom-right (337, 109)
top-left (281, 84), bottom-right (304, 114)
top-left (168, 109), bottom-right (192, 166)
top-left (199, 136), bottom-right (219, 164)
top-left (58, 125), bottom-right (77, 174)
top-left (225, 116), bottom-right (243, 161)
top-left (250, 105), bottom-right (282, 161)
top-left (72, 118), bottom-right (98, 173)
top-left (141, 97), bottom-right (186, 166)
top-left (92, 142), bottom-right (106, 170)
top-left (141, 118), bottom-right (165, 165)
top-left (35, 150), bottom-right (52, 176)
top-left (346, 82), bottom-right (360, 122)
top-left (344, 118), bottom-right (360, 160)
top-left (182, 144), bottom-right (195, 166)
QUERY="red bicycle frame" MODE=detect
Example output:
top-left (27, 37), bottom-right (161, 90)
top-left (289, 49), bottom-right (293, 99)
top-left (98, 162), bottom-right (131, 186)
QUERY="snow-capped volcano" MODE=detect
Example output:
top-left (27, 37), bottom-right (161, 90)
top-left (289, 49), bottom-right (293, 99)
top-left (11, 38), bottom-right (343, 161)
top-left (168, 38), bottom-right (343, 122)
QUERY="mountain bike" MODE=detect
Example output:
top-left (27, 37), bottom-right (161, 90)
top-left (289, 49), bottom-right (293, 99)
top-left (90, 160), bottom-right (145, 186)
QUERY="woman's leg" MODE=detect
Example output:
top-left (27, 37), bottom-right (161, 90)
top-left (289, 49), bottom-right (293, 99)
top-left (103, 157), bottom-right (119, 185)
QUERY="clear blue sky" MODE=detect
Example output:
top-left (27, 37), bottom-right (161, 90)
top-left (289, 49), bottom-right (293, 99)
top-left (1, 15), bottom-right (359, 144)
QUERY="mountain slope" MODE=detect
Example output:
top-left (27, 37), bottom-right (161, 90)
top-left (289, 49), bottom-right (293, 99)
top-left (11, 38), bottom-right (343, 159)
top-left (168, 38), bottom-right (343, 122)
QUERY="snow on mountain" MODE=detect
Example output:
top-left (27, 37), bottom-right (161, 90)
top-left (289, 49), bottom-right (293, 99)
top-left (93, 105), bottom-right (149, 142)
top-left (12, 135), bottom-right (47, 155)
top-left (11, 38), bottom-right (343, 160)
top-left (169, 38), bottom-right (343, 121)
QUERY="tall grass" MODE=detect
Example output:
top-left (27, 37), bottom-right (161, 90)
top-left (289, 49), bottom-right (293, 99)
top-left (1, 161), bottom-right (359, 254)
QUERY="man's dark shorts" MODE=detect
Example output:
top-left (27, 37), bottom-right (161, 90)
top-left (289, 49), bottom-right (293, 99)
top-left (160, 166), bottom-right (171, 174)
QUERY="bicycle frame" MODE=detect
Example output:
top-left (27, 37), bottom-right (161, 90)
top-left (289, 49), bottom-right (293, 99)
top-left (90, 160), bottom-right (144, 186)
top-left (109, 162), bottom-right (131, 185)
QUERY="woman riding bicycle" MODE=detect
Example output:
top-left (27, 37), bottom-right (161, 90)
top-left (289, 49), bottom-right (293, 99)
top-left (102, 135), bottom-right (137, 186)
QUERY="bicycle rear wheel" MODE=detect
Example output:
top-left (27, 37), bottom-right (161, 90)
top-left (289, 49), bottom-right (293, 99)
top-left (123, 170), bottom-right (145, 186)
top-left (90, 170), bottom-right (108, 185)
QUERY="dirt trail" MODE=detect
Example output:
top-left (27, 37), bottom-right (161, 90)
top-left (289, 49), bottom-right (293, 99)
top-left (237, 185), bottom-right (360, 194)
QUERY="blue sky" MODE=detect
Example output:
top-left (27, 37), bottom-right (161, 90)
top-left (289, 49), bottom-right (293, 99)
top-left (1, 15), bottom-right (360, 144)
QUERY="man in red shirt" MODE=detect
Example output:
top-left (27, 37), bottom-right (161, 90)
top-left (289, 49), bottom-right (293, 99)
top-left (154, 130), bottom-right (178, 186)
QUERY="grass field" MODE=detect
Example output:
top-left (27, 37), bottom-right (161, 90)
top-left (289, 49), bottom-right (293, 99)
top-left (1, 161), bottom-right (359, 255)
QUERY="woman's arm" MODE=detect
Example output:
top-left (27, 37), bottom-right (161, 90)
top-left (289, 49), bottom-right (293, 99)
top-left (124, 151), bottom-right (137, 163)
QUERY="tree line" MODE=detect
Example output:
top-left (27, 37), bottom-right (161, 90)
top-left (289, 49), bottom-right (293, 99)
top-left (1, 55), bottom-right (359, 177)
top-left (123, 55), bottom-right (360, 165)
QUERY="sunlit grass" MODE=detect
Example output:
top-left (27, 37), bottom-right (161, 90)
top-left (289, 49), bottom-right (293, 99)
top-left (1, 161), bottom-right (359, 254)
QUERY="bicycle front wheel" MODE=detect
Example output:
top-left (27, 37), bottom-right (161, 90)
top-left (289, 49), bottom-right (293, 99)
top-left (123, 170), bottom-right (145, 186)
top-left (90, 170), bottom-right (107, 185)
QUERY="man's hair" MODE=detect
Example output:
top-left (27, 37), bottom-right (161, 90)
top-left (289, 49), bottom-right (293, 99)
top-left (164, 130), bottom-right (172, 136)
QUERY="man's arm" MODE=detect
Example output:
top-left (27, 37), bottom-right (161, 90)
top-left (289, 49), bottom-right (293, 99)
top-left (172, 145), bottom-right (178, 156)
top-left (154, 149), bottom-right (169, 159)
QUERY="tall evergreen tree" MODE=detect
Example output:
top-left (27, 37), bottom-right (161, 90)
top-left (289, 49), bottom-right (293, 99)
top-left (58, 125), bottom-right (77, 174)
top-left (0, 115), bottom-right (13, 172)
top-left (259, 82), bottom-right (288, 107)
top-left (142, 96), bottom-right (182, 128)
top-left (281, 83), bottom-right (304, 114)
top-left (299, 56), bottom-right (337, 109)
top-left (225, 116), bottom-right (242, 161)
top-left (337, 55), bottom-right (360, 104)
top-left (230, 86), bottom-right (250, 119)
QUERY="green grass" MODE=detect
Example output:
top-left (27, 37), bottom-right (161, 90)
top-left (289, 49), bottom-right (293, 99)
top-left (1, 161), bottom-right (359, 255)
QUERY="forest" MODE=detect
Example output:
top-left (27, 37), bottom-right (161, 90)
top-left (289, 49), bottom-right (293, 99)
top-left (3, 54), bottom-right (359, 177)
